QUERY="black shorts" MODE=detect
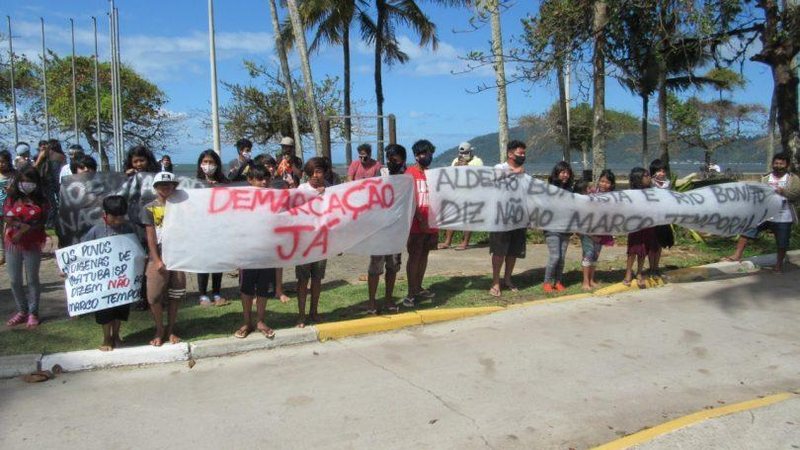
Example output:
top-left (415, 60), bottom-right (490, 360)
top-left (94, 304), bottom-right (131, 325)
top-left (489, 229), bottom-right (527, 258)
top-left (240, 268), bottom-right (276, 297)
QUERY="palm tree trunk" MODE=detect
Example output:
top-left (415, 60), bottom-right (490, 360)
top-left (489, 0), bottom-right (509, 161)
top-left (657, 61), bottom-right (669, 170)
top-left (767, 84), bottom-right (776, 171)
top-left (375, 0), bottom-right (386, 163)
top-left (591, 0), bottom-right (607, 181)
top-left (557, 61), bottom-right (569, 162)
top-left (285, 0), bottom-right (324, 156)
top-left (343, 27), bottom-right (353, 166)
top-left (641, 93), bottom-right (648, 168)
top-left (269, 0), bottom-right (303, 158)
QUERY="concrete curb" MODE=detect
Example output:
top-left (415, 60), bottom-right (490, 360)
top-left (0, 353), bottom-right (42, 378)
top-left (40, 343), bottom-right (190, 373)
top-left (5, 249), bottom-right (796, 378)
top-left (190, 327), bottom-right (318, 359)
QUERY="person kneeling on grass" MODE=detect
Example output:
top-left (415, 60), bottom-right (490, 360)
top-left (81, 195), bottom-right (135, 351)
top-left (234, 166), bottom-right (289, 339)
top-left (142, 172), bottom-right (186, 346)
top-left (295, 157), bottom-right (332, 327)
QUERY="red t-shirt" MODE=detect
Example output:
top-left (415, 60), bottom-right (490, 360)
top-left (347, 160), bottom-right (382, 180)
top-left (3, 199), bottom-right (48, 251)
top-left (406, 165), bottom-right (438, 235)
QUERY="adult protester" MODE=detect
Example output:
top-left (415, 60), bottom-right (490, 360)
top-left (195, 150), bottom-right (230, 307)
top-left (36, 139), bottom-right (66, 246)
top-left (275, 137), bottom-right (298, 177)
top-left (439, 141), bottom-right (483, 250)
top-left (227, 138), bottom-right (253, 182)
top-left (489, 140), bottom-right (528, 297)
top-left (14, 142), bottom-right (31, 169)
top-left (402, 140), bottom-right (438, 308)
top-left (0, 150), bottom-right (15, 266)
top-left (59, 144), bottom-right (84, 181)
top-left (160, 155), bottom-right (174, 173)
top-left (347, 143), bottom-right (382, 181)
top-left (350, 143), bottom-right (396, 314)
top-left (723, 152), bottom-right (800, 272)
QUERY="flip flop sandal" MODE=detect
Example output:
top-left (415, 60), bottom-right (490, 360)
top-left (258, 327), bottom-right (276, 339)
top-left (489, 286), bottom-right (502, 297)
top-left (234, 326), bottom-right (252, 339)
top-left (23, 370), bottom-right (54, 383)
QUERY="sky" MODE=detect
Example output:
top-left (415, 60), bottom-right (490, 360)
top-left (3, 0), bottom-right (774, 164)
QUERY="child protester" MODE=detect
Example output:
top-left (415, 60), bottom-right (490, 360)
top-left (577, 170), bottom-right (616, 290)
top-left (295, 157), bottom-right (331, 328)
top-left (142, 172), bottom-right (186, 346)
top-left (81, 196), bottom-right (135, 351)
top-left (543, 161), bottom-right (575, 293)
top-left (234, 166), bottom-right (289, 339)
top-left (648, 159), bottom-right (673, 277)
top-left (624, 167), bottom-right (657, 288)
top-left (4, 166), bottom-right (48, 328)
top-left (195, 150), bottom-right (230, 307)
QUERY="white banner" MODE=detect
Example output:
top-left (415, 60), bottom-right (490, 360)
top-left (56, 234), bottom-right (146, 317)
top-left (162, 176), bottom-right (415, 272)
top-left (428, 167), bottom-right (785, 236)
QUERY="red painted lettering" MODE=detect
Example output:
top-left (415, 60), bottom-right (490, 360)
top-left (274, 225), bottom-right (314, 259)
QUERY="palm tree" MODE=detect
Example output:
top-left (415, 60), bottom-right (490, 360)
top-left (268, 0), bottom-right (303, 156)
top-left (282, 0), bottom-right (371, 165)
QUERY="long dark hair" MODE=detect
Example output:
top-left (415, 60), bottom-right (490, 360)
top-left (7, 165), bottom-right (47, 205)
top-left (548, 161), bottom-right (574, 190)
top-left (598, 169), bottom-right (616, 191)
top-left (629, 167), bottom-right (650, 189)
top-left (124, 145), bottom-right (159, 173)
top-left (196, 149), bottom-right (227, 183)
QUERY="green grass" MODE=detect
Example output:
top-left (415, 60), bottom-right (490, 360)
top-left (2, 226), bottom-right (797, 356)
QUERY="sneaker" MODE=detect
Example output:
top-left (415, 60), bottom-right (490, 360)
top-left (199, 295), bottom-right (212, 307)
top-left (213, 294), bottom-right (230, 306)
top-left (26, 314), bottom-right (39, 328)
top-left (401, 297), bottom-right (415, 308)
top-left (543, 283), bottom-right (554, 293)
top-left (6, 312), bottom-right (28, 326)
top-left (417, 289), bottom-right (435, 299)
top-left (554, 282), bottom-right (566, 292)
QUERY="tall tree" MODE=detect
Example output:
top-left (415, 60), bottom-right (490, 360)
top-left (268, 0), bottom-right (304, 156)
top-left (591, 0), bottom-right (608, 180)
top-left (486, 0), bottom-right (509, 158)
top-left (285, 0), bottom-right (325, 157)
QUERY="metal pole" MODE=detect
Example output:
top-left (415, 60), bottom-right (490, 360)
top-left (6, 16), bottom-right (18, 143)
top-left (113, 7), bottom-right (124, 160)
top-left (41, 18), bottom-right (50, 139)
top-left (92, 17), bottom-right (103, 171)
top-left (70, 18), bottom-right (79, 145)
top-left (108, 12), bottom-right (120, 171)
top-left (208, 0), bottom-right (221, 155)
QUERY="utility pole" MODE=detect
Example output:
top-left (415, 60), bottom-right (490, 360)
top-left (6, 16), bottom-right (18, 143)
top-left (92, 16), bottom-right (103, 170)
top-left (70, 18), bottom-right (79, 145)
top-left (41, 18), bottom-right (50, 139)
top-left (208, 0), bottom-right (221, 155)
top-left (108, 12), bottom-right (120, 171)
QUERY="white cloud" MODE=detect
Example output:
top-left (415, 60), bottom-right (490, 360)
top-left (8, 19), bottom-right (274, 82)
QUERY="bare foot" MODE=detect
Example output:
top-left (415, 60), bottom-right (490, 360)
top-left (489, 285), bottom-right (501, 297)
top-left (150, 336), bottom-right (163, 347)
top-left (773, 266), bottom-right (784, 273)
top-left (296, 321), bottom-right (306, 328)
top-left (168, 334), bottom-right (181, 344)
top-left (99, 339), bottom-right (114, 352)
top-left (114, 337), bottom-right (124, 348)
top-left (581, 284), bottom-right (593, 291)
top-left (279, 294), bottom-right (291, 304)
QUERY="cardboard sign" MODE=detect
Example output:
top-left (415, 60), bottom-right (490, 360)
top-left (56, 234), bottom-right (146, 316)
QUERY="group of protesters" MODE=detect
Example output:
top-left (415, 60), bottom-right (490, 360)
top-left (2, 136), bottom-right (798, 351)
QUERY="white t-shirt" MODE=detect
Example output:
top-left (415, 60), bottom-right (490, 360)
top-left (59, 164), bottom-right (73, 182)
top-left (768, 173), bottom-right (794, 223)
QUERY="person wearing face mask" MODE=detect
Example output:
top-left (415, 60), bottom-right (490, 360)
top-left (401, 140), bottom-right (439, 308)
top-left (347, 143), bottom-right (382, 181)
top-left (440, 142), bottom-right (484, 250)
top-left (723, 152), bottom-right (800, 272)
top-left (195, 149), bottom-right (230, 306)
top-left (488, 140), bottom-right (528, 297)
top-left (227, 138), bottom-right (254, 182)
top-left (4, 166), bottom-right (49, 328)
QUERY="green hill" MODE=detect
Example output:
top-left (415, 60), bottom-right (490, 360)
top-left (433, 124), bottom-right (769, 168)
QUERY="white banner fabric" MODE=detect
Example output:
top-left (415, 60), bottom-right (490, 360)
top-left (428, 167), bottom-right (785, 236)
top-left (55, 234), bottom-right (146, 317)
top-left (162, 176), bottom-right (415, 272)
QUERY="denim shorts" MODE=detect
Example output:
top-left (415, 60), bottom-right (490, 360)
top-left (742, 221), bottom-right (793, 249)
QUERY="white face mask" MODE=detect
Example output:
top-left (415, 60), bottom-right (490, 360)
top-left (19, 182), bottom-right (37, 194)
top-left (201, 163), bottom-right (217, 175)
top-left (241, 151), bottom-right (252, 161)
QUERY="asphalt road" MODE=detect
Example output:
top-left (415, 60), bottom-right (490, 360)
top-left (1, 272), bottom-right (798, 449)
